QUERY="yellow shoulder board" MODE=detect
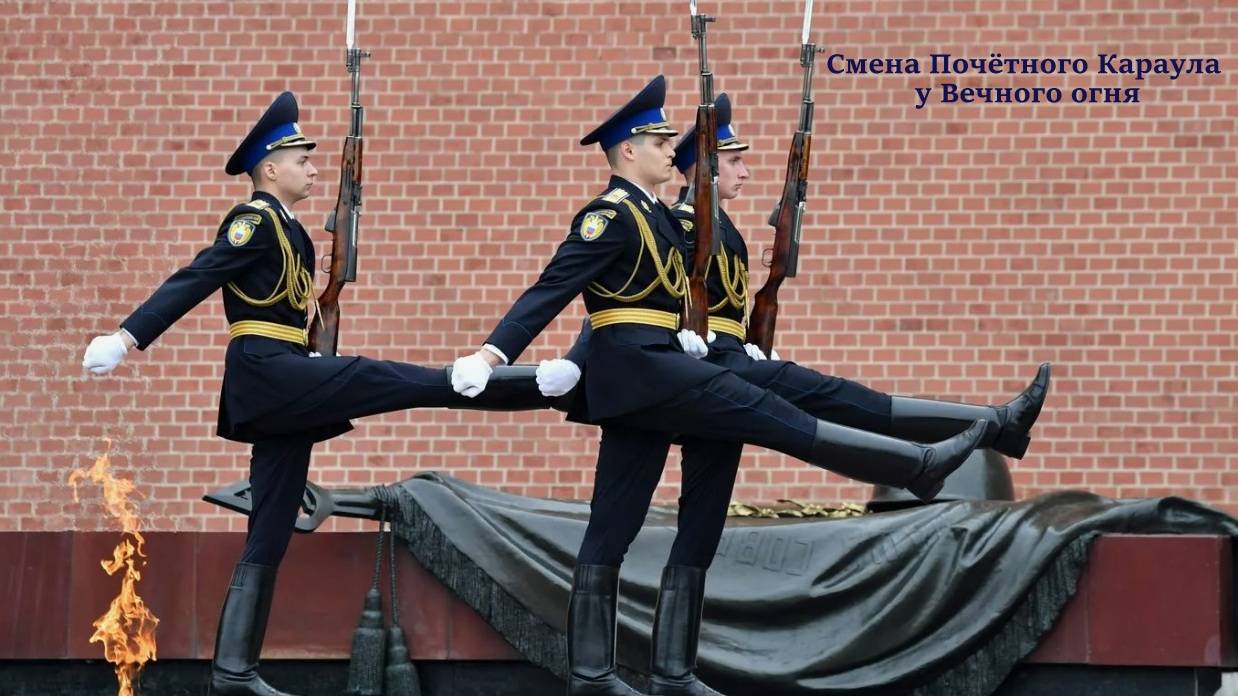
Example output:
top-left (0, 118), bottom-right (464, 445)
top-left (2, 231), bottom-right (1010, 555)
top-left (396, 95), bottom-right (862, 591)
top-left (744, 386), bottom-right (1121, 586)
top-left (601, 188), bottom-right (629, 204)
top-left (245, 199), bottom-right (272, 211)
top-left (672, 202), bottom-right (694, 215)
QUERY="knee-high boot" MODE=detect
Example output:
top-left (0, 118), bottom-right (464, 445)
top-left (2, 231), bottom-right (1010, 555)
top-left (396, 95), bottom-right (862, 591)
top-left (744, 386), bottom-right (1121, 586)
top-left (809, 419), bottom-right (988, 502)
top-left (567, 565), bottom-right (649, 696)
top-left (209, 562), bottom-right (299, 696)
top-left (887, 362), bottom-right (1051, 459)
top-left (649, 566), bottom-right (724, 696)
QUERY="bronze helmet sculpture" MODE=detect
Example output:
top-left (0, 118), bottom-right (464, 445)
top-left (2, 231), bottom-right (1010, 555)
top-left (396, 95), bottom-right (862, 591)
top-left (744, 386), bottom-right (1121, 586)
top-left (867, 449), bottom-right (1015, 513)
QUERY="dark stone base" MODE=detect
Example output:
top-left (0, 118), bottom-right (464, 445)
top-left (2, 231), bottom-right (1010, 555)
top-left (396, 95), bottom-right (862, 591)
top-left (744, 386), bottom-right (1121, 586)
top-left (0, 660), bottom-right (1226, 695)
top-left (996, 664), bottom-right (1222, 696)
top-left (0, 660), bottom-right (563, 696)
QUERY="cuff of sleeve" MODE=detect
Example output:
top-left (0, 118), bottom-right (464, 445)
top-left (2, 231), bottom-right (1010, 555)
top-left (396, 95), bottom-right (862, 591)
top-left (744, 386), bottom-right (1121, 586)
top-left (482, 344), bottom-right (509, 365)
top-left (119, 328), bottom-right (137, 349)
top-left (119, 315), bottom-right (158, 351)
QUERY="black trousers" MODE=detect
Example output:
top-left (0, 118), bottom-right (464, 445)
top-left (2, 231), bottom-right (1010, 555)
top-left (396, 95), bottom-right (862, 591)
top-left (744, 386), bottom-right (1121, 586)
top-left (709, 336), bottom-right (893, 435)
top-left (577, 347), bottom-right (899, 570)
top-left (577, 368), bottom-right (822, 568)
top-left (238, 358), bottom-right (482, 566)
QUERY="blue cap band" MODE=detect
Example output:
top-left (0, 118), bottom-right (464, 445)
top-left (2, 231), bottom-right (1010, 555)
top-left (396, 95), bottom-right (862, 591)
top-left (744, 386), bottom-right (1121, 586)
top-left (673, 122), bottom-right (744, 172)
top-left (599, 107), bottom-right (670, 150)
top-left (239, 122), bottom-right (302, 174)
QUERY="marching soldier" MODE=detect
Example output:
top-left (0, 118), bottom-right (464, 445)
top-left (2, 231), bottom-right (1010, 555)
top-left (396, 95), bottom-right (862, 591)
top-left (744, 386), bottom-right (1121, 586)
top-left (450, 76), bottom-right (987, 696)
top-left (663, 92), bottom-right (1051, 455)
top-left (81, 92), bottom-right (555, 696)
top-left (535, 92), bottom-right (1052, 694)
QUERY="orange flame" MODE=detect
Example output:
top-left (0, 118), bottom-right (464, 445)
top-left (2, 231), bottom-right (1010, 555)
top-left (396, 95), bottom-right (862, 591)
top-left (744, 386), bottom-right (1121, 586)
top-left (69, 440), bottom-right (159, 696)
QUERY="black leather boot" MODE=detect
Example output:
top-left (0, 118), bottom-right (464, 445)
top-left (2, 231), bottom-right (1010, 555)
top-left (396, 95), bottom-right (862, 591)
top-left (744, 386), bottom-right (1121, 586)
top-left (888, 362), bottom-right (1051, 459)
top-left (567, 565), bottom-right (648, 696)
top-left (649, 566), bottom-right (724, 696)
top-left (809, 419), bottom-right (987, 502)
top-left (209, 563), bottom-right (299, 696)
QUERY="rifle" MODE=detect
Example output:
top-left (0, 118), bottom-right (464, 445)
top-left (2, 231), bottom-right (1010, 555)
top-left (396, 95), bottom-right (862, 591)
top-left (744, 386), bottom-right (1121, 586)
top-left (748, 0), bottom-right (824, 356)
top-left (310, 0), bottom-right (370, 356)
top-left (682, 0), bottom-right (720, 338)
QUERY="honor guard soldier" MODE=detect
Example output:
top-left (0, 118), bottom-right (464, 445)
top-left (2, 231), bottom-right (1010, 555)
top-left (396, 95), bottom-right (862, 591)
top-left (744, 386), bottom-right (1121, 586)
top-left (82, 92), bottom-right (554, 696)
top-left (665, 92), bottom-right (1052, 457)
top-left (534, 91), bottom-right (1051, 696)
top-left (450, 76), bottom-right (989, 696)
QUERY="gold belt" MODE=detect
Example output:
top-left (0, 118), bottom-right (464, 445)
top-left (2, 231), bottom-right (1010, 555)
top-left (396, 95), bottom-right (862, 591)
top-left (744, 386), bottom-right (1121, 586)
top-left (229, 320), bottom-right (308, 346)
top-left (589, 308), bottom-right (679, 331)
top-left (708, 316), bottom-right (746, 340)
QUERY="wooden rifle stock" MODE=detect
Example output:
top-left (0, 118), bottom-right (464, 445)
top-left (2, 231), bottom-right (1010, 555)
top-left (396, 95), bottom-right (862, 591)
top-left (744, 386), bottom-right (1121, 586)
top-left (749, 34), bottom-right (821, 356)
top-left (308, 137), bottom-right (362, 356)
top-left (683, 104), bottom-right (718, 337)
top-left (749, 130), bottom-right (811, 356)
top-left (683, 4), bottom-right (719, 339)
top-left (309, 41), bottom-right (367, 356)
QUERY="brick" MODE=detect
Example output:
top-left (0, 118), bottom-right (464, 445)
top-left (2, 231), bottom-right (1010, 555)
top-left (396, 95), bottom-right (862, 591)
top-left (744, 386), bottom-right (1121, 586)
top-left (1, 0), bottom-right (1235, 531)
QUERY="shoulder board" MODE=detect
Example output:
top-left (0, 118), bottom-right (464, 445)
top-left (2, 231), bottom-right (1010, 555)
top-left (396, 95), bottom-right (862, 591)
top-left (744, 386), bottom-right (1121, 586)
top-left (599, 188), bottom-right (629, 204)
top-left (581, 197), bottom-right (630, 219)
top-left (222, 201), bottom-right (273, 224)
top-left (671, 202), bottom-right (694, 215)
top-left (220, 201), bottom-right (272, 242)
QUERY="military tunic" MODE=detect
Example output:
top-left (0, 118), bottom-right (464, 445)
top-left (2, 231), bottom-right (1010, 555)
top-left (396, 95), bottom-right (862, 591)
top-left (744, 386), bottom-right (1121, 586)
top-left (122, 191), bottom-right (358, 442)
top-left (120, 190), bottom-right (552, 565)
top-left (486, 175), bottom-right (731, 424)
top-left (485, 176), bottom-right (827, 567)
top-left (667, 188), bottom-right (893, 435)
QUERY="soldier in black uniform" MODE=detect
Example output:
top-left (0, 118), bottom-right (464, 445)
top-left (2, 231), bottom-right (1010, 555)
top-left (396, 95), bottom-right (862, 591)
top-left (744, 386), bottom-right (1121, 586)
top-left (450, 76), bottom-right (988, 696)
top-left (663, 92), bottom-right (1051, 458)
top-left (81, 92), bottom-right (555, 696)
top-left (531, 92), bottom-right (1052, 696)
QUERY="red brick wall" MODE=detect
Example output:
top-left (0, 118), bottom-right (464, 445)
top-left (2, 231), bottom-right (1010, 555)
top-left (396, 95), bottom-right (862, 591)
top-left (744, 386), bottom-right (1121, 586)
top-left (3, 1), bottom-right (1234, 532)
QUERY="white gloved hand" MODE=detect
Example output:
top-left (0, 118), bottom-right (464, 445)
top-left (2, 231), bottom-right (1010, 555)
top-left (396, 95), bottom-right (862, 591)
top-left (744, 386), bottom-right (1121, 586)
top-left (308, 351), bottom-right (322, 358)
top-left (536, 359), bottom-right (581, 397)
top-left (743, 343), bottom-right (768, 361)
top-left (82, 333), bottom-right (130, 375)
top-left (451, 353), bottom-right (493, 397)
top-left (770, 348), bottom-right (781, 361)
top-left (676, 329), bottom-right (708, 359)
top-left (706, 330), bottom-right (717, 344)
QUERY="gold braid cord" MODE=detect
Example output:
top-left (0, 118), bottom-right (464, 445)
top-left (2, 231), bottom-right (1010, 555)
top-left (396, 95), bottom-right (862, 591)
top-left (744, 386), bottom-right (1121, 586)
top-left (226, 207), bottom-right (314, 311)
top-left (708, 249), bottom-right (749, 315)
top-left (587, 200), bottom-right (687, 302)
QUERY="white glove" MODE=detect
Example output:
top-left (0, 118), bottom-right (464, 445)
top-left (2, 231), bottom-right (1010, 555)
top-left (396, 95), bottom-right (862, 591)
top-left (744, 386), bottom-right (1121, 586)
top-left (82, 333), bottom-right (129, 375)
top-left (451, 353), bottom-right (493, 397)
top-left (770, 348), bottom-right (780, 361)
top-left (308, 351), bottom-right (322, 358)
top-left (743, 343), bottom-right (768, 361)
top-left (676, 329), bottom-right (708, 359)
top-left (536, 359), bottom-right (581, 397)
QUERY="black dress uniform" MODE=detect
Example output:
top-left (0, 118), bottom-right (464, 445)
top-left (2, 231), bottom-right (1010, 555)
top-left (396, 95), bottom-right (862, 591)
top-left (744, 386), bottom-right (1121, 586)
top-left (117, 92), bottom-right (554, 696)
top-left (665, 92), bottom-right (1051, 464)
top-left (475, 77), bottom-right (989, 696)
